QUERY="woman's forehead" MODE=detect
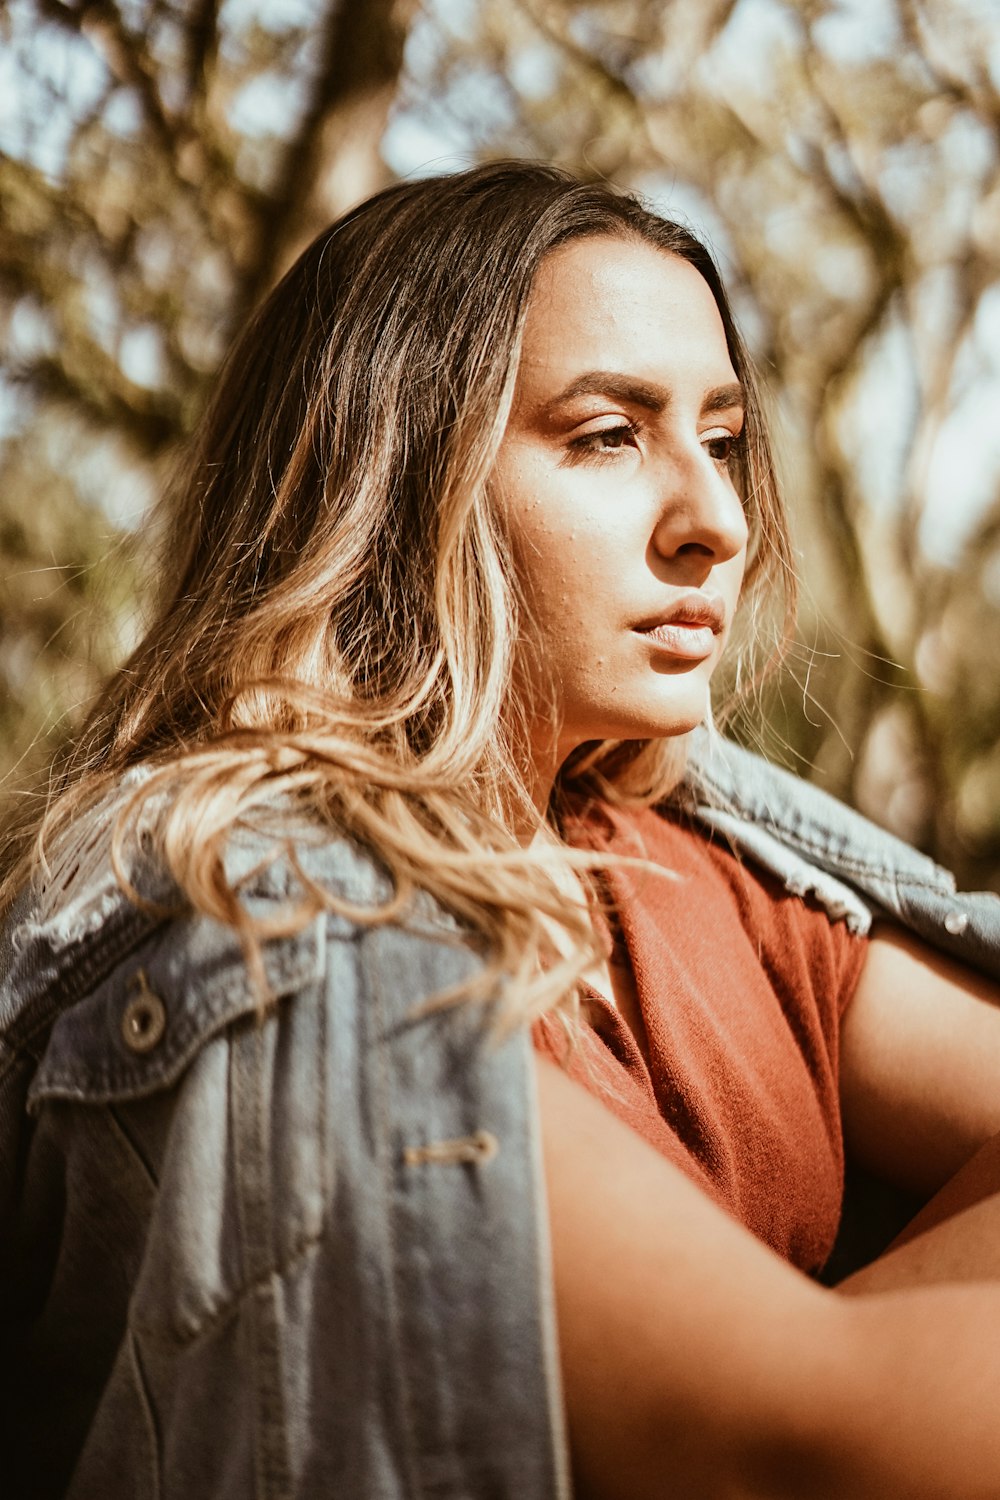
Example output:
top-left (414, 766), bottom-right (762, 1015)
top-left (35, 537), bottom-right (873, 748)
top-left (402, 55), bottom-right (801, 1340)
top-left (516, 236), bottom-right (737, 403)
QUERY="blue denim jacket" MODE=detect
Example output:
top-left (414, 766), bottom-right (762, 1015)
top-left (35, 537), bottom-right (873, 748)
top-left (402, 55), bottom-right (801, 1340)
top-left (2, 737), bottom-right (1000, 1499)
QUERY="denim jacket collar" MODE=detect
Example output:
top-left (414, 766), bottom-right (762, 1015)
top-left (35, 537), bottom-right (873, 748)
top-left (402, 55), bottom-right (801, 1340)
top-left (684, 729), bottom-right (1000, 981)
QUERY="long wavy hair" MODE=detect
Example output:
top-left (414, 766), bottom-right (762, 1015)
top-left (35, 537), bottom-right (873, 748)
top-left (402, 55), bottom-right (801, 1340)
top-left (4, 161), bottom-right (795, 1020)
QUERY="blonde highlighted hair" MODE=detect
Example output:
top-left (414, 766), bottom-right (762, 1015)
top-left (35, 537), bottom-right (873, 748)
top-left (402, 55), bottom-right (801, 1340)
top-left (3, 161), bottom-right (795, 1022)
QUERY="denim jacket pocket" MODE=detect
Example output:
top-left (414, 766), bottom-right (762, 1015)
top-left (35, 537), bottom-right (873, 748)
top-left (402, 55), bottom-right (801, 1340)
top-left (29, 911), bottom-right (328, 1351)
top-left (27, 908), bottom-right (324, 1110)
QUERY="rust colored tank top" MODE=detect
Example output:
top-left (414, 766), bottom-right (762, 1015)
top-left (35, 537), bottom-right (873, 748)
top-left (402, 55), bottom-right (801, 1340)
top-left (533, 799), bottom-right (867, 1273)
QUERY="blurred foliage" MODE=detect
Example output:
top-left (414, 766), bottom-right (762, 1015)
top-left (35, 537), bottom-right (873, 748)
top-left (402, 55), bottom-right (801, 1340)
top-left (2, 0), bottom-right (1000, 889)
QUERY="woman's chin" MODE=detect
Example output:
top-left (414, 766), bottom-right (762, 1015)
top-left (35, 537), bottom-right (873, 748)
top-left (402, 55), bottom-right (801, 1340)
top-left (587, 701), bottom-right (711, 747)
top-left (628, 682), bottom-right (714, 740)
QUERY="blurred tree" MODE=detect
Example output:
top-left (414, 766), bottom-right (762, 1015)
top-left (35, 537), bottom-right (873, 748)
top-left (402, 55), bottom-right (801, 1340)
top-left (0, 0), bottom-right (413, 810)
top-left (3, 0), bottom-right (1000, 890)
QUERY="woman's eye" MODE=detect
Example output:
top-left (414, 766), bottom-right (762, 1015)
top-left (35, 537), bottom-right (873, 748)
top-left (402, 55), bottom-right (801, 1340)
top-left (705, 430), bottom-right (743, 466)
top-left (567, 423), bottom-right (640, 460)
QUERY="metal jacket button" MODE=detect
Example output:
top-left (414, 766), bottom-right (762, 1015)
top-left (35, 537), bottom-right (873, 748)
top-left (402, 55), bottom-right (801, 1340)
top-left (121, 969), bottom-right (167, 1054)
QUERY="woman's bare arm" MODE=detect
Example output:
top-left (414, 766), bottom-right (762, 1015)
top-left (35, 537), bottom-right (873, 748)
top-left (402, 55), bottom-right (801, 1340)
top-left (841, 925), bottom-right (1000, 1196)
top-left (537, 1052), bottom-right (1000, 1500)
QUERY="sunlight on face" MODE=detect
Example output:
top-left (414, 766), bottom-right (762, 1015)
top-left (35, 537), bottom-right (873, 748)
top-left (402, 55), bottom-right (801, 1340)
top-left (493, 234), bottom-right (749, 772)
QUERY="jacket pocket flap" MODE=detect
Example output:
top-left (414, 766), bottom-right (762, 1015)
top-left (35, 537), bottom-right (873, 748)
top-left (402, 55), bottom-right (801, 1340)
top-left (28, 911), bottom-right (325, 1108)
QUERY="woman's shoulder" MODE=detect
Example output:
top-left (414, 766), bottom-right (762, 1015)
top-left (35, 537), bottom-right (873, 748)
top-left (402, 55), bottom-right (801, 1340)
top-left (0, 784), bottom-right (472, 1110)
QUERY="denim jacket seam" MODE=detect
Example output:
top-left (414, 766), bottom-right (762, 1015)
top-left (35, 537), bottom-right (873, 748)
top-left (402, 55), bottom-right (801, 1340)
top-left (0, 1034), bottom-right (29, 1088)
top-left (755, 821), bottom-right (951, 894)
top-left (367, 943), bottom-right (425, 1498)
top-left (229, 1012), bottom-right (295, 1495)
top-left (694, 800), bottom-right (902, 890)
top-left (130, 1220), bottom-right (327, 1352)
top-left (0, 1013), bottom-right (84, 1094)
top-left (125, 1325), bottom-right (162, 1499)
top-left (1, 996), bottom-right (94, 1085)
top-left (689, 761), bottom-right (950, 893)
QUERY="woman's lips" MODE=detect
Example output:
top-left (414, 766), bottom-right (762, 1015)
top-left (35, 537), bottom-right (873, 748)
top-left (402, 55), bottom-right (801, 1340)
top-left (636, 621), bottom-right (718, 660)
top-left (633, 594), bottom-right (727, 661)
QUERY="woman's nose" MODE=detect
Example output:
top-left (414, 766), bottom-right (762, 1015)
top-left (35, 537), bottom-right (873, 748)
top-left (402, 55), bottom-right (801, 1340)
top-left (650, 454), bottom-right (748, 571)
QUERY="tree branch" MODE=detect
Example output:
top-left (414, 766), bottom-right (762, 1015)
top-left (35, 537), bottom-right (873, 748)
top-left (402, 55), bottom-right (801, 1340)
top-left (236, 0), bottom-right (413, 314)
top-left (36, 0), bottom-right (180, 160)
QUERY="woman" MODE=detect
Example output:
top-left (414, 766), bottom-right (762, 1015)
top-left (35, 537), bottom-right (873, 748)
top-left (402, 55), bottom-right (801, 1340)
top-left (3, 160), bottom-right (1000, 1499)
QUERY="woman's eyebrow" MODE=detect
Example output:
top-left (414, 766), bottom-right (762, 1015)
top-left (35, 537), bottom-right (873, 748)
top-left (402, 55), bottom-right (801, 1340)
top-left (547, 371), bottom-right (668, 412)
top-left (701, 382), bottom-right (745, 416)
top-left (544, 371), bottom-right (746, 417)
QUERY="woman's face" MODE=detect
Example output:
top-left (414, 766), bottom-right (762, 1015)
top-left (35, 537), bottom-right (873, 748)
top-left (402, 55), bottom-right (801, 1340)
top-left (493, 234), bottom-right (749, 769)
